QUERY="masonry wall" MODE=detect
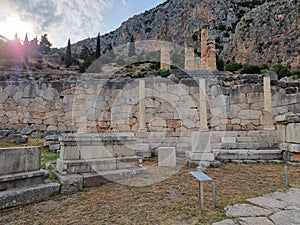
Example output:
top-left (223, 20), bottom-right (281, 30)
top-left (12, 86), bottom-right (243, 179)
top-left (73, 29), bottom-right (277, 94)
top-left (0, 73), bottom-right (300, 133)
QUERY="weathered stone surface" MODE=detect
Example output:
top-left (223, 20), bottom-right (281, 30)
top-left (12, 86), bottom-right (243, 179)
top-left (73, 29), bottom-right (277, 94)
top-left (158, 147), bottom-right (176, 167)
top-left (0, 147), bottom-right (41, 175)
top-left (49, 144), bottom-right (61, 151)
top-left (270, 210), bottom-right (300, 225)
top-left (225, 204), bottom-right (272, 217)
top-left (212, 219), bottom-right (238, 225)
top-left (0, 183), bottom-right (60, 209)
top-left (56, 174), bottom-right (83, 194)
top-left (7, 134), bottom-right (28, 144)
top-left (239, 217), bottom-right (274, 225)
top-left (247, 196), bottom-right (288, 211)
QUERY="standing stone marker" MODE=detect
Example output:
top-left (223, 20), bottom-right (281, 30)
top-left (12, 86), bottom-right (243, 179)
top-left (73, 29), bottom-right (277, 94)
top-left (161, 45), bottom-right (170, 70)
top-left (158, 147), bottom-right (176, 167)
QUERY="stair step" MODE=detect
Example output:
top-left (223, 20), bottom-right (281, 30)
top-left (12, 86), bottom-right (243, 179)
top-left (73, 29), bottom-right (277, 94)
top-left (221, 142), bottom-right (278, 150)
top-left (213, 149), bottom-right (282, 160)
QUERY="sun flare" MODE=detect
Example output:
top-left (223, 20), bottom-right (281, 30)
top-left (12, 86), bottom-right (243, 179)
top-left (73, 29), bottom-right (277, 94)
top-left (0, 16), bottom-right (34, 41)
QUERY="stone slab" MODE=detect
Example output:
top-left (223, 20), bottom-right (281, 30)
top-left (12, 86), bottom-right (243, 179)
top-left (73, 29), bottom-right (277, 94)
top-left (187, 152), bottom-right (215, 161)
top-left (270, 210), bottom-right (300, 225)
top-left (247, 196), bottom-right (288, 211)
top-left (222, 137), bottom-right (236, 143)
top-left (0, 170), bottom-right (49, 191)
top-left (212, 219), bottom-right (238, 225)
top-left (55, 173), bottom-right (83, 194)
top-left (192, 131), bottom-right (211, 153)
top-left (225, 204), bottom-right (272, 217)
top-left (158, 147), bottom-right (176, 167)
top-left (0, 182), bottom-right (60, 209)
top-left (0, 146), bottom-right (41, 175)
top-left (289, 144), bottom-right (300, 153)
top-left (264, 191), bottom-right (300, 208)
top-left (239, 217), bottom-right (274, 225)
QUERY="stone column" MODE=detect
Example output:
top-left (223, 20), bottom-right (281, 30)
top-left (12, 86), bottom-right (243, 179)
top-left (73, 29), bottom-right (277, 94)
top-left (138, 79), bottom-right (147, 131)
top-left (201, 25), bottom-right (209, 70)
top-left (185, 42), bottom-right (195, 70)
top-left (160, 45), bottom-right (170, 70)
top-left (263, 76), bottom-right (274, 130)
top-left (199, 79), bottom-right (208, 131)
top-left (207, 40), bottom-right (217, 70)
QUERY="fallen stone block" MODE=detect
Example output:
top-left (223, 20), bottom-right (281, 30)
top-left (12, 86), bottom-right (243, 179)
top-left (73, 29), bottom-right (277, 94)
top-left (0, 183), bottom-right (60, 209)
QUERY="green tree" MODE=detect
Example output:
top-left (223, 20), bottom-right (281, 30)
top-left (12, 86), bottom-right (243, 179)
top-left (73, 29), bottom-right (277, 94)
top-left (96, 33), bottom-right (101, 58)
top-left (65, 39), bottom-right (72, 68)
top-left (271, 64), bottom-right (291, 79)
top-left (128, 36), bottom-right (136, 57)
top-left (240, 64), bottom-right (261, 74)
top-left (80, 45), bottom-right (91, 61)
top-left (39, 34), bottom-right (52, 54)
top-left (224, 61), bottom-right (242, 72)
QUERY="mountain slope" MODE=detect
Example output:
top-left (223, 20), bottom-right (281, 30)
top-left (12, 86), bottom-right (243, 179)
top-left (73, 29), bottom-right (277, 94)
top-left (73, 0), bottom-right (300, 69)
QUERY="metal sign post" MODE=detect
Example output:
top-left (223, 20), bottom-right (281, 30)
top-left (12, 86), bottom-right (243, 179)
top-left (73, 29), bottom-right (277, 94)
top-left (189, 171), bottom-right (214, 214)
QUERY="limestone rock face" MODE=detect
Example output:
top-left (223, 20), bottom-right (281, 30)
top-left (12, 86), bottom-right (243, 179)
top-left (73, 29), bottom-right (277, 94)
top-left (71, 0), bottom-right (299, 69)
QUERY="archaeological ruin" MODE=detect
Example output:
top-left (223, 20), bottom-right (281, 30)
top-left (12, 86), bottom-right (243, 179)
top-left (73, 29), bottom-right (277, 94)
top-left (0, 24), bottom-right (300, 208)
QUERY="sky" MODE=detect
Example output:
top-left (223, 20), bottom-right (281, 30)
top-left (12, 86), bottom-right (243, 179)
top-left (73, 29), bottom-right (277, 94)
top-left (0, 0), bottom-right (166, 47)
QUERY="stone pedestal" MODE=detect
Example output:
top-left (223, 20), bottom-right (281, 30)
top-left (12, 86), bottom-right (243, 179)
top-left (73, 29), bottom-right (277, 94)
top-left (158, 147), bottom-right (176, 167)
top-left (0, 147), bottom-right (59, 209)
top-left (187, 131), bottom-right (214, 164)
top-left (276, 114), bottom-right (300, 164)
top-left (56, 133), bottom-right (146, 192)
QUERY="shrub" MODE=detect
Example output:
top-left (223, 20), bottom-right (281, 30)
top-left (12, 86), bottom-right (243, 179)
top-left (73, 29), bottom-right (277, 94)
top-left (240, 65), bottom-right (261, 74)
top-left (224, 61), bottom-right (242, 72)
top-left (271, 64), bottom-right (291, 79)
top-left (291, 70), bottom-right (300, 76)
top-left (158, 69), bottom-right (170, 78)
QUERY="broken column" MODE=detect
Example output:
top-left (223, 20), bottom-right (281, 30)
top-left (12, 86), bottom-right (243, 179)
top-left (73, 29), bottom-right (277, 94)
top-left (185, 41), bottom-right (195, 70)
top-left (160, 44), bottom-right (171, 70)
top-left (263, 76), bottom-right (274, 130)
top-left (199, 79), bottom-right (209, 131)
top-left (201, 24), bottom-right (209, 70)
top-left (138, 79), bottom-right (147, 131)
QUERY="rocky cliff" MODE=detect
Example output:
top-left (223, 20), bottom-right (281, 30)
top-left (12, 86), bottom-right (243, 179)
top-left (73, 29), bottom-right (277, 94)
top-left (73, 0), bottom-right (300, 69)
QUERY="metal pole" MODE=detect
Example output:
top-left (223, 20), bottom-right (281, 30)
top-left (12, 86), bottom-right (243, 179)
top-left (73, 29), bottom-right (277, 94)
top-left (212, 182), bottom-right (216, 208)
top-left (200, 181), bottom-right (204, 214)
top-left (285, 166), bottom-right (289, 188)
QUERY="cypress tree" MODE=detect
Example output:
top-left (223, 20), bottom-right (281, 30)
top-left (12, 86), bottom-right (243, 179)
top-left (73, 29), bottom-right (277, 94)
top-left (128, 35), bottom-right (136, 57)
top-left (65, 39), bottom-right (72, 68)
top-left (96, 33), bottom-right (101, 58)
top-left (23, 33), bottom-right (29, 69)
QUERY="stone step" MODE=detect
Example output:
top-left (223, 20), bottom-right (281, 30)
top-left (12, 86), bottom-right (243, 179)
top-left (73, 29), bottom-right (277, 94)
top-left (221, 142), bottom-right (278, 150)
top-left (213, 149), bottom-right (282, 160)
top-left (56, 167), bottom-right (148, 193)
top-left (0, 170), bottom-right (50, 191)
top-left (56, 156), bottom-right (141, 175)
top-left (0, 182), bottom-right (60, 209)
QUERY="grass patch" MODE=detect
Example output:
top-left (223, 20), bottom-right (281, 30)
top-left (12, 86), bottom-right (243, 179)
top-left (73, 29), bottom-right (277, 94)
top-left (1, 163), bottom-right (299, 224)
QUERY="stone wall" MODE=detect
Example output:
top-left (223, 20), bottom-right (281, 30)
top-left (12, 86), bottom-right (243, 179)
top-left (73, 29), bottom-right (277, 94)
top-left (0, 73), bottom-right (300, 133)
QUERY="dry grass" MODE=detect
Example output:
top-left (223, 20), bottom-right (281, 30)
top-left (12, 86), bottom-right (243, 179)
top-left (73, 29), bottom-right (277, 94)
top-left (0, 137), bottom-right (44, 148)
top-left (0, 162), bottom-right (299, 225)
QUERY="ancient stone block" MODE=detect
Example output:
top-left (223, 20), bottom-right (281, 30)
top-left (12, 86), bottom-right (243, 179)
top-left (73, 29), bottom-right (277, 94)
top-left (158, 147), bottom-right (176, 167)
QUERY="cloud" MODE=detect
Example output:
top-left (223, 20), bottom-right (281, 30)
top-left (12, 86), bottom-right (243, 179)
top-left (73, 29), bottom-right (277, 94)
top-left (8, 0), bottom-right (113, 46)
top-left (121, 0), bottom-right (127, 5)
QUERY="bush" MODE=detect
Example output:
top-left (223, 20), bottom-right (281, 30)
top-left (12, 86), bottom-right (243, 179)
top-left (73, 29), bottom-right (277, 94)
top-left (240, 65), bottom-right (261, 74)
top-left (271, 64), bottom-right (291, 79)
top-left (292, 70), bottom-right (300, 76)
top-left (224, 61), bottom-right (242, 72)
top-left (158, 69), bottom-right (170, 78)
